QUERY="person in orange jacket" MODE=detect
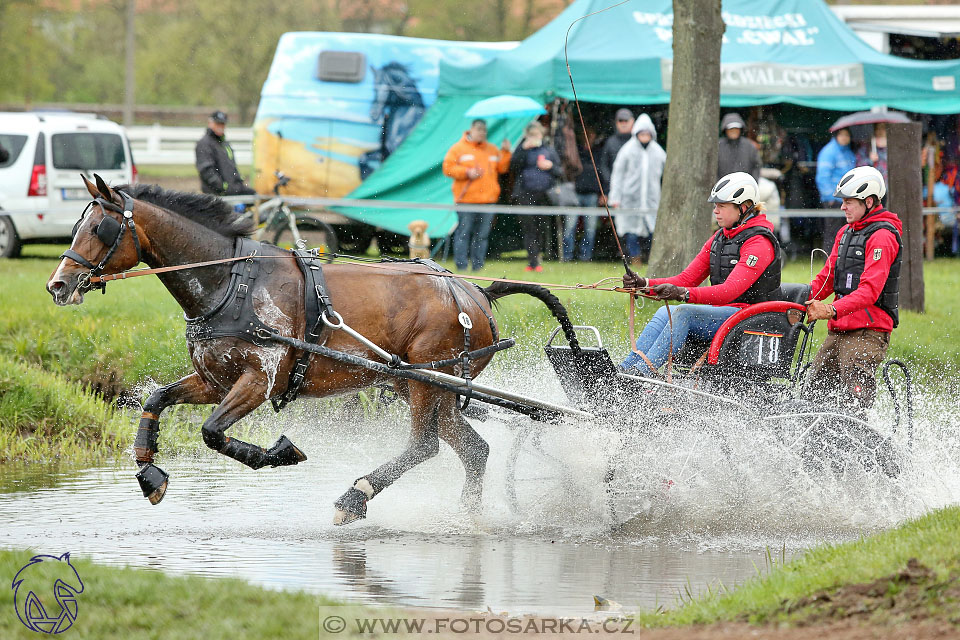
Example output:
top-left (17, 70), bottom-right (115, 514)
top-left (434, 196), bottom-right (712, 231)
top-left (442, 119), bottom-right (512, 270)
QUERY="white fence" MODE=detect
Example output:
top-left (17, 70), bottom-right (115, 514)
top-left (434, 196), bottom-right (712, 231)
top-left (126, 125), bottom-right (253, 166)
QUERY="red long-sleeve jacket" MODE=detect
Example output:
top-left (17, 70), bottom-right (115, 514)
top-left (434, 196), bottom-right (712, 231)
top-left (648, 214), bottom-right (778, 308)
top-left (808, 206), bottom-right (902, 333)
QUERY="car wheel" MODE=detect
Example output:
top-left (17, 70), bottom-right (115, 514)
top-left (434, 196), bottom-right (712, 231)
top-left (0, 215), bottom-right (22, 259)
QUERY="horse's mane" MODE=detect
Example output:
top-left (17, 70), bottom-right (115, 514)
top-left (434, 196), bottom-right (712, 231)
top-left (120, 184), bottom-right (254, 238)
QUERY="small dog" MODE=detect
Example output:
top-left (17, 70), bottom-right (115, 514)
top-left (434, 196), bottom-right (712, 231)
top-left (407, 220), bottom-right (431, 259)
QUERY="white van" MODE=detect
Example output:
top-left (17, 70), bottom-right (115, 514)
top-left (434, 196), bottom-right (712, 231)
top-left (0, 112), bottom-right (136, 258)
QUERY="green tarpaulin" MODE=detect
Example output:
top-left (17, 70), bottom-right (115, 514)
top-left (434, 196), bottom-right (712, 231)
top-left (349, 0), bottom-right (960, 235)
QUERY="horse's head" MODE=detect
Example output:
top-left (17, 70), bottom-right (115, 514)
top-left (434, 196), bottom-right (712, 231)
top-left (369, 62), bottom-right (423, 123)
top-left (46, 174), bottom-right (146, 306)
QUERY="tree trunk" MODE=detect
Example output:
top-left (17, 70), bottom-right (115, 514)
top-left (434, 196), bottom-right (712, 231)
top-left (887, 122), bottom-right (924, 313)
top-left (647, 0), bottom-right (724, 277)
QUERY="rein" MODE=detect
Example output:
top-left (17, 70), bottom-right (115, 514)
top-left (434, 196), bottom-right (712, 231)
top-left (86, 250), bottom-right (659, 297)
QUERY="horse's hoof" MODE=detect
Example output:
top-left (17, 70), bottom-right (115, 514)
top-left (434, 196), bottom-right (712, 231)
top-left (333, 487), bottom-right (368, 525)
top-left (135, 463), bottom-right (169, 505)
top-left (333, 508), bottom-right (364, 526)
top-left (265, 434), bottom-right (307, 468)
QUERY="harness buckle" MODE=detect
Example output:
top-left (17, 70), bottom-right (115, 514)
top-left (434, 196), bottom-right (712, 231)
top-left (254, 327), bottom-right (274, 341)
top-left (237, 283), bottom-right (248, 296)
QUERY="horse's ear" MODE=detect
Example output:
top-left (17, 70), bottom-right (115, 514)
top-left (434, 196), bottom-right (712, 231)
top-left (94, 173), bottom-right (119, 205)
top-left (82, 174), bottom-right (99, 199)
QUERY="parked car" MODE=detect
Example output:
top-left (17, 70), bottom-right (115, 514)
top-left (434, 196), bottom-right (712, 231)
top-left (0, 112), bottom-right (136, 258)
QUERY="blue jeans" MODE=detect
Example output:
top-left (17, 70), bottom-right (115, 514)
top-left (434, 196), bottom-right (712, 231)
top-left (453, 210), bottom-right (494, 270)
top-left (562, 192), bottom-right (599, 261)
top-left (620, 304), bottom-right (739, 375)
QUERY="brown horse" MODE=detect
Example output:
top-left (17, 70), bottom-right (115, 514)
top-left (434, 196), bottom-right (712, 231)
top-left (46, 176), bottom-right (577, 525)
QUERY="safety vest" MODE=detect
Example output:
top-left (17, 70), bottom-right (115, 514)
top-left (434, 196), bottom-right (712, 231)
top-left (832, 214), bottom-right (902, 327)
top-left (709, 226), bottom-right (782, 304)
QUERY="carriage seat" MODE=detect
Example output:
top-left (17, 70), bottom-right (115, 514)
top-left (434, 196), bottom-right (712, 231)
top-left (779, 283), bottom-right (812, 305)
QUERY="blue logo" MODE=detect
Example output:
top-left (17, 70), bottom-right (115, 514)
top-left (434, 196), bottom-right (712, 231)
top-left (11, 552), bottom-right (84, 634)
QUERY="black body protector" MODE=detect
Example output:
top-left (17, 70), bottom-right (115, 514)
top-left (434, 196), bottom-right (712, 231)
top-left (709, 225), bottom-right (782, 304)
top-left (832, 212), bottom-right (902, 327)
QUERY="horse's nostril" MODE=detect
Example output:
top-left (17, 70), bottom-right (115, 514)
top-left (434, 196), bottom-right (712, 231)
top-left (49, 280), bottom-right (65, 293)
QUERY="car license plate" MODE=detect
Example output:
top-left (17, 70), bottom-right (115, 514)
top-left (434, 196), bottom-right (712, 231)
top-left (61, 188), bottom-right (88, 200)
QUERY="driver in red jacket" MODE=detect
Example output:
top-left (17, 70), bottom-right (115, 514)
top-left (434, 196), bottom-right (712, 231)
top-left (621, 172), bottom-right (782, 376)
top-left (805, 166), bottom-right (902, 411)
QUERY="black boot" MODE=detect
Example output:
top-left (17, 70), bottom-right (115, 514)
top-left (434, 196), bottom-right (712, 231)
top-left (263, 434), bottom-right (308, 468)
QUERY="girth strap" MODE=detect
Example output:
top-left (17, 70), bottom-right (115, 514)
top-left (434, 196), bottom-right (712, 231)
top-left (272, 249), bottom-right (337, 412)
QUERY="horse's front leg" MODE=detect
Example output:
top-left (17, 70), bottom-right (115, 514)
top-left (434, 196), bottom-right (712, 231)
top-left (135, 373), bottom-right (221, 504)
top-left (201, 370), bottom-right (307, 471)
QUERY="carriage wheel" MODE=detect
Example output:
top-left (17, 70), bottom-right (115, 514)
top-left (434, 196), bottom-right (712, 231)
top-left (766, 411), bottom-right (902, 479)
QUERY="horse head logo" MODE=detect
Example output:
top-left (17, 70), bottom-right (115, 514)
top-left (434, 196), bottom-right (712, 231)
top-left (12, 553), bottom-right (84, 634)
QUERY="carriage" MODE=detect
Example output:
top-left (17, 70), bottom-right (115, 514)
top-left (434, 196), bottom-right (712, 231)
top-left (49, 177), bottom-right (913, 525)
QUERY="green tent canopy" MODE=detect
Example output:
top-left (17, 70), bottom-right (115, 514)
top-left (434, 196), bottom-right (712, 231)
top-left (349, 0), bottom-right (960, 235)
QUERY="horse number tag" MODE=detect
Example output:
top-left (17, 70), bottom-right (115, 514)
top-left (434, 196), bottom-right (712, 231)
top-left (746, 255), bottom-right (758, 267)
top-left (873, 248), bottom-right (882, 260)
top-left (458, 312), bottom-right (473, 329)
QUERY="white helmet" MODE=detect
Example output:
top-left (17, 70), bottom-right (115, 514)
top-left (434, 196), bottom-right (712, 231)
top-left (834, 166), bottom-right (885, 201)
top-left (708, 172), bottom-right (759, 205)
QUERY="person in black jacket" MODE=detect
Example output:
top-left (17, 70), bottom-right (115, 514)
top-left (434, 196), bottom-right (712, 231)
top-left (598, 108), bottom-right (634, 194)
top-left (510, 121), bottom-right (562, 271)
top-left (195, 111), bottom-right (256, 196)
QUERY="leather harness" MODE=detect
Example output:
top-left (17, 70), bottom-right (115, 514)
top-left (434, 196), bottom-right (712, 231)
top-left (182, 245), bottom-right (495, 412)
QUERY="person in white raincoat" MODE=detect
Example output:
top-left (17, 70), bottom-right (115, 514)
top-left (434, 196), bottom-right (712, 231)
top-left (608, 113), bottom-right (666, 263)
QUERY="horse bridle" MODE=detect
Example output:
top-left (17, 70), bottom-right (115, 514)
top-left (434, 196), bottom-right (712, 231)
top-left (62, 190), bottom-right (143, 293)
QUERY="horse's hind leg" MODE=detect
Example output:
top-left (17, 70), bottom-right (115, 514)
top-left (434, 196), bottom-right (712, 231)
top-left (135, 373), bottom-right (221, 504)
top-left (438, 400), bottom-right (489, 513)
top-left (200, 371), bottom-right (307, 470)
top-left (334, 382), bottom-right (441, 526)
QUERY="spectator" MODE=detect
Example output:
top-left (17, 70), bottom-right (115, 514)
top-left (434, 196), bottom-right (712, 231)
top-left (195, 111), bottom-right (256, 197)
top-left (718, 112), bottom-right (760, 181)
top-left (815, 127), bottom-right (856, 253)
top-left (563, 127), bottom-right (602, 262)
top-left (855, 122), bottom-right (888, 187)
top-left (598, 108), bottom-right (635, 195)
top-left (608, 113), bottom-right (666, 264)
top-left (510, 121), bottom-right (562, 272)
top-left (441, 119), bottom-right (512, 271)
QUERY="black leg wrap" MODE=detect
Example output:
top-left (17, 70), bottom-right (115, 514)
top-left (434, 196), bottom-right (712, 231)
top-left (135, 462), bottom-right (169, 505)
top-left (333, 487), bottom-right (368, 522)
top-left (219, 437), bottom-right (269, 470)
top-left (134, 416), bottom-right (160, 462)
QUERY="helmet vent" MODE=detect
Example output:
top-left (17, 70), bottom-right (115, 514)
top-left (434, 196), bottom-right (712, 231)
top-left (838, 175), bottom-right (854, 187)
top-left (856, 183), bottom-right (868, 194)
top-left (715, 179), bottom-right (730, 191)
top-left (733, 187), bottom-right (744, 199)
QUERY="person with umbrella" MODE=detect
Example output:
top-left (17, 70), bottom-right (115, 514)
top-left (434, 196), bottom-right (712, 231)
top-left (442, 119), bottom-right (512, 271)
top-left (815, 127), bottom-right (856, 252)
top-left (805, 166), bottom-right (902, 415)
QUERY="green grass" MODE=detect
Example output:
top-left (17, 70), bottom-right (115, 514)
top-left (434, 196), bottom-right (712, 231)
top-left (634, 505), bottom-right (960, 627)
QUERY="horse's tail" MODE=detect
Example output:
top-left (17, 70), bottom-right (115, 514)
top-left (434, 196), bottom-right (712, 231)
top-left (483, 282), bottom-right (581, 353)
